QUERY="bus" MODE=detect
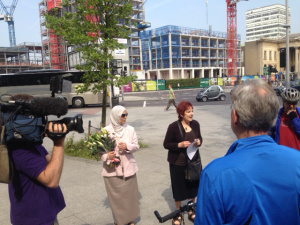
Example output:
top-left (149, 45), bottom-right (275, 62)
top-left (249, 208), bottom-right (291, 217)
top-left (0, 69), bottom-right (111, 108)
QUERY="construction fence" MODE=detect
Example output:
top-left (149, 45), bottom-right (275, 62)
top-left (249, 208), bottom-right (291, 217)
top-left (123, 75), bottom-right (278, 92)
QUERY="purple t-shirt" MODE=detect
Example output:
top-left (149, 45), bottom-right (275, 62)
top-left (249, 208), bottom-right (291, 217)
top-left (8, 144), bottom-right (65, 225)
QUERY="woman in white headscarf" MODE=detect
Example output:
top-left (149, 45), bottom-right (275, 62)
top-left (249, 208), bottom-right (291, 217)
top-left (101, 105), bottom-right (140, 225)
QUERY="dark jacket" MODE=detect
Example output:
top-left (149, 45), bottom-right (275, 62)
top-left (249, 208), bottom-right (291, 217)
top-left (163, 120), bottom-right (202, 164)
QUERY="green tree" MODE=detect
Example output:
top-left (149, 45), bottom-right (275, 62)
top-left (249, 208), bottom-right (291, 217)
top-left (45, 0), bottom-right (136, 126)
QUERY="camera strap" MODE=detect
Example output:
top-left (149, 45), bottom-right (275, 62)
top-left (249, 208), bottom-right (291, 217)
top-left (46, 130), bottom-right (68, 140)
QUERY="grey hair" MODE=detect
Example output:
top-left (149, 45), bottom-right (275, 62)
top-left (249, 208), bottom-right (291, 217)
top-left (231, 79), bottom-right (279, 132)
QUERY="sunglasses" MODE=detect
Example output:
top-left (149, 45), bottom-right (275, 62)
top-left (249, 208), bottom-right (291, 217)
top-left (121, 113), bottom-right (128, 118)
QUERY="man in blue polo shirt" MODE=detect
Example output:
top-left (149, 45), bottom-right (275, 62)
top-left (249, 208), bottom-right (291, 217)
top-left (195, 80), bottom-right (300, 225)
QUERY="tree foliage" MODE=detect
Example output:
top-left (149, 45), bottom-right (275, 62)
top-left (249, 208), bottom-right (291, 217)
top-left (45, 0), bottom-right (136, 126)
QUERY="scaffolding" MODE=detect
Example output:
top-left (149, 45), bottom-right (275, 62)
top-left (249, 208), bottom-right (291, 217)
top-left (0, 43), bottom-right (43, 74)
top-left (140, 25), bottom-right (233, 40)
top-left (39, 0), bottom-right (66, 70)
top-left (140, 25), bottom-right (242, 76)
top-left (38, 0), bottom-right (146, 72)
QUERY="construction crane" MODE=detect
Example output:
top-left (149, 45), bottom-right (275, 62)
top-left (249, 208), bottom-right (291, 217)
top-left (0, 0), bottom-right (18, 46)
top-left (226, 0), bottom-right (247, 76)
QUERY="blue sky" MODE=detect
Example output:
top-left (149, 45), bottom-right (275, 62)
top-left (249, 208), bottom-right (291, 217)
top-left (0, 0), bottom-right (299, 47)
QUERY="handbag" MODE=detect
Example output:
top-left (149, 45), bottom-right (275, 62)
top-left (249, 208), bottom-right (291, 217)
top-left (177, 121), bottom-right (202, 182)
top-left (185, 157), bottom-right (202, 182)
top-left (0, 125), bottom-right (14, 183)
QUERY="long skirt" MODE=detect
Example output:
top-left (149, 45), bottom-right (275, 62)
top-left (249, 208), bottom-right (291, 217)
top-left (169, 164), bottom-right (199, 201)
top-left (104, 174), bottom-right (140, 224)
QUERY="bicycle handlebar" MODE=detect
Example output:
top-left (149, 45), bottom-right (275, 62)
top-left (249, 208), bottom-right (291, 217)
top-left (154, 209), bottom-right (182, 223)
top-left (154, 200), bottom-right (196, 223)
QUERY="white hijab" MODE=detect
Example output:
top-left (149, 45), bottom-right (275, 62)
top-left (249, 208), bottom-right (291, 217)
top-left (110, 105), bottom-right (126, 138)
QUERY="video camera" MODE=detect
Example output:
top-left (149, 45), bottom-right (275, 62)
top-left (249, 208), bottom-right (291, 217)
top-left (0, 95), bottom-right (84, 144)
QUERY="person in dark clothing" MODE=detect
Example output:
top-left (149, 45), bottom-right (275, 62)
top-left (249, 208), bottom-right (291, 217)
top-left (163, 101), bottom-right (203, 225)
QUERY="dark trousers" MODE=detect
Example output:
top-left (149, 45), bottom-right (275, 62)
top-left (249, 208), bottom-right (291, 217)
top-left (166, 99), bottom-right (177, 110)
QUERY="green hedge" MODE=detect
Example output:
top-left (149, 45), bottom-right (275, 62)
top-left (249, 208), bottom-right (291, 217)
top-left (165, 78), bottom-right (200, 88)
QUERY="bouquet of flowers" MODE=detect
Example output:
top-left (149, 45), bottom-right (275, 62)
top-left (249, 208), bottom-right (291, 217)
top-left (85, 128), bottom-right (116, 163)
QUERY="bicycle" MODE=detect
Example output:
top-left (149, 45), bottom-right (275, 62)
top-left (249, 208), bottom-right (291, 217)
top-left (154, 200), bottom-right (196, 224)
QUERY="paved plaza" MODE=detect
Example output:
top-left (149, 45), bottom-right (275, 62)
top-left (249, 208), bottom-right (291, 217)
top-left (0, 94), bottom-right (236, 225)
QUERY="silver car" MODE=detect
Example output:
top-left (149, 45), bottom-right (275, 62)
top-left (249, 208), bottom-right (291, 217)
top-left (196, 85), bottom-right (226, 102)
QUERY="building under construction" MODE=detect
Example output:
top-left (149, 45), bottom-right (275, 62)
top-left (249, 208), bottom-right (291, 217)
top-left (0, 42), bottom-right (43, 74)
top-left (38, 0), bottom-right (147, 73)
top-left (140, 25), bottom-right (244, 80)
top-left (39, 0), bottom-right (66, 70)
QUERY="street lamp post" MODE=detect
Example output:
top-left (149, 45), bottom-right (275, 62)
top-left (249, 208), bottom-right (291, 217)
top-left (285, 0), bottom-right (290, 87)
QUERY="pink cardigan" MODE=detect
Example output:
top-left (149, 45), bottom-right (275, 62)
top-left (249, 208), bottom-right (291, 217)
top-left (101, 124), bottom-right (139, 178)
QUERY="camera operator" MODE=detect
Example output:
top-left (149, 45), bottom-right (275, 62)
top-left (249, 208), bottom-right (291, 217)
top-left (1, 94), bottom-right (67, 225)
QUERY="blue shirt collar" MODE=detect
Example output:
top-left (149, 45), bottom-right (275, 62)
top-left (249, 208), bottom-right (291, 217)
top-left (226, 135), bottom-right (275, 156)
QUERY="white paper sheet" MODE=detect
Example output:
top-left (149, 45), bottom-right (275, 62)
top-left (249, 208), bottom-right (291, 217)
top-left (187, 139), bottom-right (198, 160)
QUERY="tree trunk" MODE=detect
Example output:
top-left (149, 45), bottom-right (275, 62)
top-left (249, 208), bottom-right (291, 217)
top-left (101, 84), bottom-right (107, 127)
top-left (102, 22), bottom-right (109, 127)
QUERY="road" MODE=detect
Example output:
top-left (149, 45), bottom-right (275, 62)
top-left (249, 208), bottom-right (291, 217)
top-left (109, 87), bottom-right (232, 108)
top-left (63, 87), bottom-right (233, 138)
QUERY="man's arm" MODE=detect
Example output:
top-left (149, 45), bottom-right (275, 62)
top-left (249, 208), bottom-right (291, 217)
top-left (45, 154), bottom-right (51, 163)
top-left (172, 90), bottom-right (176, 99)
top-left (287, 110), bottom-right (300, 135)
top-left (36, 123), bottom-right (66, 188)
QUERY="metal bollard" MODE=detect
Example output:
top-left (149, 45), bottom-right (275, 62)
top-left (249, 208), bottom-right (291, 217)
top-left (88, 121), bottom-right (91, 136)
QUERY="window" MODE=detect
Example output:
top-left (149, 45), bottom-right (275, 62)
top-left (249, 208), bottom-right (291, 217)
top-left (269, 51), bottom-right (272, 60)
top-left (264, 51), bottom-right (267, 60)
top-left (210, 86), bottom-right (219, 91)
top-left (274, 51), bottom-right (277, 60)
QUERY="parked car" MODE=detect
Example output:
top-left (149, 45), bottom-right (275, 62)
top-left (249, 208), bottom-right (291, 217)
top-left (196, 85), bottom-right (226, 102)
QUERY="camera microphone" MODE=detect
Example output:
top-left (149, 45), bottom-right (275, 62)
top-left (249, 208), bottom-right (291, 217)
top-left (8, 97), bottom-right (68, 117)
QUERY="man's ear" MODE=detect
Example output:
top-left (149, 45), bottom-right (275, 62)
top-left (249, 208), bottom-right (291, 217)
top-left (232, 109), bottom-right (239, 125)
